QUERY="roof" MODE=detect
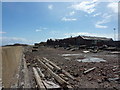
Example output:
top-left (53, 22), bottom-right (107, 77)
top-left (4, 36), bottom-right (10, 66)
top-left (80, 36), bottom-right (113, 41)
top-left (48, 35), bottom-right (113, 41)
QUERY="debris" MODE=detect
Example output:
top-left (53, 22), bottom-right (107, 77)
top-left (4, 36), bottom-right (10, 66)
top-left (38, 59), bottom-right (69, 87)
top-left (64, 57), bottom-right (70, 60)
top-left (32, 67), bottom-right (46, 89)
top-left (70, 48), bottom-right (76, 51)
top-left (43, 57), bottom-right (75, 80)
top-left (37, 67), bottom-right (45, 78)
top-left (62, 70), bottom-right (76, 80)
top-left (59, 74), bottom-right (69, 81)
top-left (83, 51), bottom-right (90, 53)
top-left (33, 46), bottom-right (38, 49)
top-left (79, 45), bottom-right (87, 49)
top-left (114, 71), bottom-right (120, 74)
top-left (42, 80), bottom-right (60, 89)
top-left (88, 77), bottom-right (93, 81)
top-left (43, 61), bottom-right (54, 70)
top-left (26, 63), bottom-right (30, 67)
top-left (66, 47), bottom-right (71, 50)
top-left (83, 67), bottom-right (96, 74)
top-left (110, 51), bottom-right (120, 54)
top-left (108, 77), bottom-right (120, 82)
top-left (34, 43), bottom-right (39, 46)
top-left (92, 50), bottom-right (98, 53)
top-left (97, 79), bottom-right (102, 83)
top-left (43, 57), bottom-right (61, 71)
top-left (105, 47), bottom-right (117, 51)
top-left (32, 49), bottom-right (38, 52)
top-left (72, 73), bottom-right (79, 77)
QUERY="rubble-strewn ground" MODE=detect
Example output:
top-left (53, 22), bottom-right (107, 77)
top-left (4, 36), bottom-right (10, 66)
top-left (24, 46), bottom-right (120, 89)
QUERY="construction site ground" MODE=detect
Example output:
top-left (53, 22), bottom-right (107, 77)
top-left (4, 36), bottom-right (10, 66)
top-left (23, 46), bottom-right (120, 89)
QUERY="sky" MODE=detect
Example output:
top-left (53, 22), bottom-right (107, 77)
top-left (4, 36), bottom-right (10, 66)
top-left (1, 1), bottom-right (119, 45)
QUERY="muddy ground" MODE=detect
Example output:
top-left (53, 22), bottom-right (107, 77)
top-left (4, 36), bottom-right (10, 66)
top-left (24, 46), bottom-right (120, 89)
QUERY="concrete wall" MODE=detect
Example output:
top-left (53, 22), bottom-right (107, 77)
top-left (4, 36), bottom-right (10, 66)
top-left (2, 46), bottom-right (23, 88)
top-left (0, 47), bottom-right (2, 89)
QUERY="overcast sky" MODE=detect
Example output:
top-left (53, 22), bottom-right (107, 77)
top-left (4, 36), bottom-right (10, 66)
top-left (1, 1), bottom-right (118, 45)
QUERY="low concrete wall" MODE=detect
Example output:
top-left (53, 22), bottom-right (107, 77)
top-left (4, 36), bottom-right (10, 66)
top-left (0, 47), bottom-right (2, 89)
top-left (2, 46), bottom-right (23, 88)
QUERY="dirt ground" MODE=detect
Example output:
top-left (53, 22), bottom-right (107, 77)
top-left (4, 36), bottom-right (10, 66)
top-left (24, 46), bottom-right (120, 89)
top-left (2, 46), bottom-right (23, 88)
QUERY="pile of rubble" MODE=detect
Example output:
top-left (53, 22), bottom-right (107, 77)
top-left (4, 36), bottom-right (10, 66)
top-left (25, 57), bottom-right (77, 89)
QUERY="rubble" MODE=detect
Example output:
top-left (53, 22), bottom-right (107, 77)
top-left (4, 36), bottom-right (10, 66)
top-left (83, 67), bottom-right (96, 74)
top-left (108, 77), bottom-right (120, 82)
top-left (22, 45), bottom-right (120, 89)
top-left (110, 51), bottom-right (120, 54)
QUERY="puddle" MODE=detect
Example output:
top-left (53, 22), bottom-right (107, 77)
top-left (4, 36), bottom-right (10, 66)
top-left (77, 57), bottom-right (106, 62)
top-left (93, 55), bottom-right (117, 57)
top-left (61, 54), bottom-right (82, 57)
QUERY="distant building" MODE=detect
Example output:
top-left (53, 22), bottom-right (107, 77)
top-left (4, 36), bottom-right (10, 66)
top-left (47, 35), bottom-right (113, 47)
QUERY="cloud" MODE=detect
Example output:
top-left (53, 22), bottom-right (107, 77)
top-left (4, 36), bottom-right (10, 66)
top-left (1, 37), bottom-right (34, 45)
top-left (48, 4), bottom-right (53, 10)
top-left (0, 31), bottom-right (6, 34)
top-left (102, 13), bottom-right (112, 18)
top-left (107, 2), bottom-right (118, 13)
top-left (95, 13), bottom-right (112, 28)
top-left (35, 27), bottom-right (47, 32)
top-left (93, 12), bottom-right (101, 17)
top-left (95, 24), bottom-right (108, 28)
top-left (64, 32), bottom-right (91, 37)
top-left (70, 0), bottom-right (99, 14)
top-left (69, 11), bottom-right (75, 16)
top-left (61, 17), bottom-right (77, 21)
top-left (35, 29), bottom-right (42, 32)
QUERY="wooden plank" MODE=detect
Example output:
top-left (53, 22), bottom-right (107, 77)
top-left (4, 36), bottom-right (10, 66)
top-left (38, 59), bottom-right (69, 87)
top-left (36, 67), bottom-right (61, 89)
top-left (37, 67), bottom-right (45, 78)
top-left (43, 57), bottom-right (75, 80)
top-left (83, 67), bottom-right (96, 74)
top-left (43, 57), bottom-right (61, 70)
top-left (42, 61), bottom-right (54, 70)
top-left (32, 67), bottom-right (46, 90)
top-left (62, 70), bottom-right (75, 80)
top-left (42, 80), bottom-right (60, 89)
top-left (59, 74), bottom-right (69, 81)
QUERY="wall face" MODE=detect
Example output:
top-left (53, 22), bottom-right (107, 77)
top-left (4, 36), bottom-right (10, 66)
top-left (0, 47), bottom-right (2, 89)
top-left (2, 46), bottom-right (23, 88)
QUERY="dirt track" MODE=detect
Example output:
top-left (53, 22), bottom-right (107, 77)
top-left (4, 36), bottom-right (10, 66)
top-left (2, 46), bottom-right (23, 88)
